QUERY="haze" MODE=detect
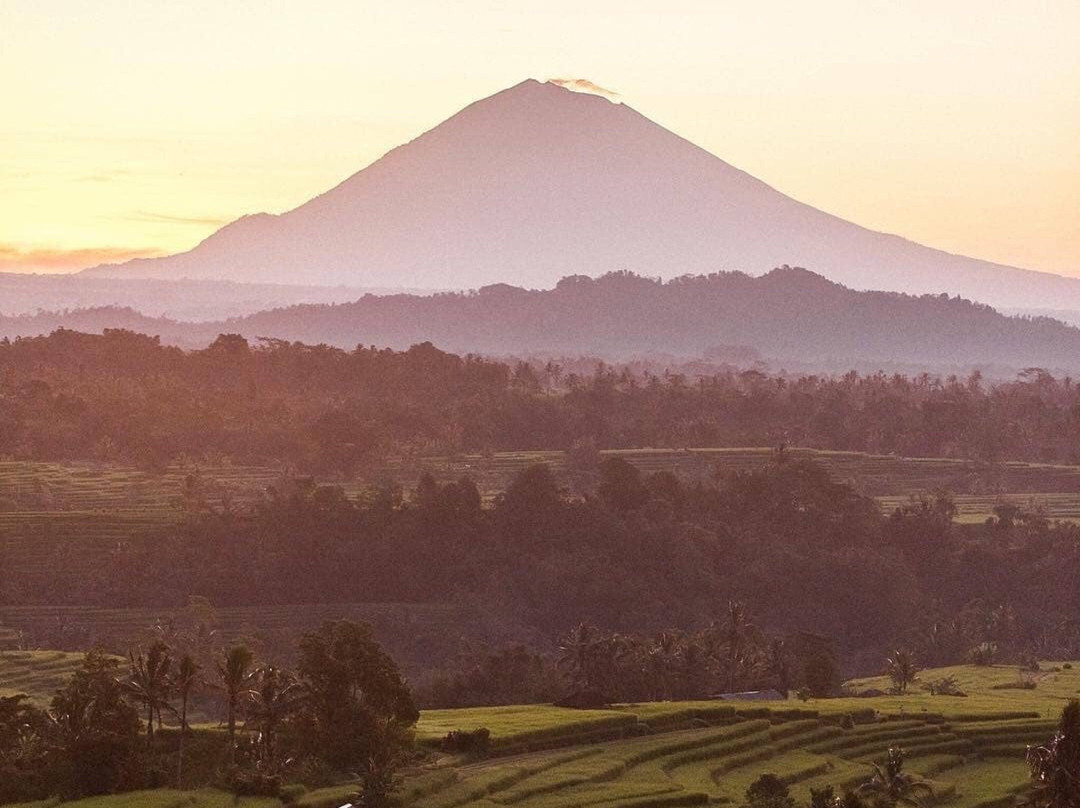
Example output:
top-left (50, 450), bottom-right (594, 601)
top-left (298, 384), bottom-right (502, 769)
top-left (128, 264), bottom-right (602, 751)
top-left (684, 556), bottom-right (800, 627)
top-left (2, 0), bottom-right (1078, 280)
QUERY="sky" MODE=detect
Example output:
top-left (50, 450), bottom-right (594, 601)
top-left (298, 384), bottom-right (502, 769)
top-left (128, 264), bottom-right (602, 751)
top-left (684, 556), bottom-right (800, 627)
top-left (2, 0), bottom-right (1078, 278)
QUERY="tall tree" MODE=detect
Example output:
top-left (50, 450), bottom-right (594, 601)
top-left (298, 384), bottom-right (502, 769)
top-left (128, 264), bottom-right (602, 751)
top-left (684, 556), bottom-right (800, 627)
top-left (246, 665), bottom-right (301, 773)
top-left (296, 621), bottom-right (418, 807)
top-left (124, 641), bottom-right (174, 743)
top-left (216, 644), bottom-right (254, 763)
top-left (47, 651), bottom-right (141, 798)
top-left (716, 600), bottom-right (758, 694)
top-left (1025, 699), bottom-right (1080, 807)
top-left (174, 654), bottom-right (200, 787)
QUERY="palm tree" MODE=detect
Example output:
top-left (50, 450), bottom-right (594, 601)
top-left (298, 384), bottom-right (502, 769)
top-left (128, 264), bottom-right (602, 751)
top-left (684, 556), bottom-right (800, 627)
top-left (1023, 699), bottom-right (1080, 807)
top-left (857, 747), bottom-right (933, 807)
top-left (245, 665), bottom-right (302, 772)
top-left (175, 654), bottom-right (200, 787)
top-left (885, 649), bottom-right (919, 694)
top-left (558, 623), bottom-right (603, 693)
top-left (716, 600), bottom-right (757, 693)
top-left (125, 641), bottom-right (174, 743)
top-left (216, 644), bottom-right (254, 762)
top-left (766, 638), bottom-right (792, 699)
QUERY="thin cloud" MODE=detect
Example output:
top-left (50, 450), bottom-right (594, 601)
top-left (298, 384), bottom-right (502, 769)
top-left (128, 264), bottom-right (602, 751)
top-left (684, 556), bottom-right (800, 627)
top-left (127, 211), bottom-right (233, 227)
top-left (548, 78), bottom-right (620, 98)
top-left (75, 169), bottom-right (132, 183)
top-left (0, 244), bottom-right (164, 274)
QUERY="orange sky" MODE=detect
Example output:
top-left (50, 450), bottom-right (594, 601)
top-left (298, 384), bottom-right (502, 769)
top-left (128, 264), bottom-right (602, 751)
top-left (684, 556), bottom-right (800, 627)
top-left (2, 0), bottom-right (1078, 278)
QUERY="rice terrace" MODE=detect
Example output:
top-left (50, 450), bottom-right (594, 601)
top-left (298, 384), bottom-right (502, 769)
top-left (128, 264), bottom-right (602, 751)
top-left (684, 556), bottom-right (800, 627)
top-left (0, 656), bottom-right (1075, 808)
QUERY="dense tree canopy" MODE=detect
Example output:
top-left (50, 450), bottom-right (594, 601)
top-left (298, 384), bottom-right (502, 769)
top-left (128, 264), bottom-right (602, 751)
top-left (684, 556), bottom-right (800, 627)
top-left (4, 330), bottom-right (1080, 470)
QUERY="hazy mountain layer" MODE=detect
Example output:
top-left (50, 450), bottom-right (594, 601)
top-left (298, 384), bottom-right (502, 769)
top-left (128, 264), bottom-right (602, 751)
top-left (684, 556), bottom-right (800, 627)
top-left (10, 269), bottom-right (1080, 373)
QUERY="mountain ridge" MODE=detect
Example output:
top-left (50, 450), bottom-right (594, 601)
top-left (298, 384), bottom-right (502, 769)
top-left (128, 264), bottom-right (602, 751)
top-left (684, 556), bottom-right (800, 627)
top-left (78, 79), bottom-right (1080, 310)
top-left (15, 268), bottom-right (1080, 373)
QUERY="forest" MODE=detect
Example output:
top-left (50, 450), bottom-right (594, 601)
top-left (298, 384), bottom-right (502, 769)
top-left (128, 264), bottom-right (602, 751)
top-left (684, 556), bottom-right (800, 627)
top-left (4, 328), bottom-right (1080, 472)
top-left (6, 452), bottom-right (1079, 696)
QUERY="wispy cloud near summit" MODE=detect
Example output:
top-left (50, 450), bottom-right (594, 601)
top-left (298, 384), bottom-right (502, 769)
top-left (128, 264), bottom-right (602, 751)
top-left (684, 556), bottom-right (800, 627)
top-left (548, 78), bottom-right (620, 99)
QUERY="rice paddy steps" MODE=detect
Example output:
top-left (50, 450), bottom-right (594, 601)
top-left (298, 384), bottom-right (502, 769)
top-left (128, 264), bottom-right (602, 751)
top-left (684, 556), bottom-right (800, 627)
top-left (951, 717), bottom-right (1058, 758)
top-left (0, 649), bottom-right (112, 704)
top-left (486, 721), bottom-right (774, 804)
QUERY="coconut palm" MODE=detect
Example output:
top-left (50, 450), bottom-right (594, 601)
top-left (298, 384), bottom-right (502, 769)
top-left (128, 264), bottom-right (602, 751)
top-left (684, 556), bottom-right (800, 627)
top-left (125, 641), bottom-right (174, 743)
top-left (557, 623), bottom-right (604, 692)
top-left (857, 747), bottom-right (933, 807)
top-left (216, 643), bottom-right (254, 762)
top-left (885, 649), bottom-right (919, 694)
top-left (174, 654), bottom-right (200, 787)
top-left (715, 600), bottom-right (758, 693)
top-left (245, 665), bottom-right (302, 773)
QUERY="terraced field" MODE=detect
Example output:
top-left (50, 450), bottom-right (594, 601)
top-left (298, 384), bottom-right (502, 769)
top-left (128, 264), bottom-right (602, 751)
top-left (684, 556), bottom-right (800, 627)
top-left (3, 662), bottom-right (1068, 808)
top-left (0, 649), bottom-right (109, 705)
top-left (382, 447), bottom-right (1080, 499)
top-left (402, 712), bottom-right (1030, 808)
top-left (398, 663), bottom-right (1073, 808)
top-left (877, 492), bottom-right (1080, 524)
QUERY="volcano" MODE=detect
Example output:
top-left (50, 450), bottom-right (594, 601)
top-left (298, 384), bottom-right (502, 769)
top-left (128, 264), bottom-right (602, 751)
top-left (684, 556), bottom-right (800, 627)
top-left (83, 79), bottom-right (1079, 310)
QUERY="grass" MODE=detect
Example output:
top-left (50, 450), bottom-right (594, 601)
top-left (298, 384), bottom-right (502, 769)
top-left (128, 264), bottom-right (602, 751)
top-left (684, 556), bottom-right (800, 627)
top-left (4, 790), bottom-right (282, 808)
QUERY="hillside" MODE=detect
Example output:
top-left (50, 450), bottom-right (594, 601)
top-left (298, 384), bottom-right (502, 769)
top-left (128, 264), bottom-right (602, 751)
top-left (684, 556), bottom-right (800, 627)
top-left (8, 270), bottom-right (1080, 370)
top-left (81, 79), bottom-right (1080, 312)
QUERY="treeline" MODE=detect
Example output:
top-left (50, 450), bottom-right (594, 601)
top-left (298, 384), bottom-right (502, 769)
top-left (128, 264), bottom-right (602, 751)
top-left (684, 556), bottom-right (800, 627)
top-left (8, 456), bottom-right (1080, 681)
top-left (0, 620), bottom-right (416, 805)
top-left (5, 329), bottom-right (1080, 469)
top-left (419, 610), bottom-right (840, 709)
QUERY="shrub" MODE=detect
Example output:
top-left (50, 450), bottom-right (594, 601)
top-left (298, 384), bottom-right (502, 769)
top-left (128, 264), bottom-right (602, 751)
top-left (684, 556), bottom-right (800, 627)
top-left (745, 773), bottom-right (795, 808)
top-left (926, 675), bottom-right (967, 697)
top-left (1065, 663), bottom-right (1073, 670)
top-left (441, 727), bottom-right (492, 755)
top-left (280, 783), bottom-right (308, 804)
top-left (229, 769), bottom-right (283, 797)
top-left (839, 713), bottom-right (855, 730)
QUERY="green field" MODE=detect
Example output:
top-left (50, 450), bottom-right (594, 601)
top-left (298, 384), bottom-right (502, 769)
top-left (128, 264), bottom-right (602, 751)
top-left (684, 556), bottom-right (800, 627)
top-left (4, 661), bottom-right (1072, 808)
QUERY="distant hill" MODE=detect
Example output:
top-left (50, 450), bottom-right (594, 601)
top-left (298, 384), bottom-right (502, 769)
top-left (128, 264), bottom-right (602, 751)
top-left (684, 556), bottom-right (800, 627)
top-left (9, 269), bottom-right (1080, 372)
top-left (82, 79), bottom-right (1079, 310)
top-left (0, 273), bottom-right (415, 320)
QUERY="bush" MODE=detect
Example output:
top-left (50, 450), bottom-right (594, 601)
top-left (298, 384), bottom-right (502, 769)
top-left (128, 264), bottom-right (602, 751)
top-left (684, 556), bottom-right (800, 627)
top-left (839, 713), bottom-right (855, 730)
top-left (280, 783), bottom-right (308, 804)
top-left (1065, 663), bottom-right (1073, 670)
top-left (745, 773), bottom-right (795, 808)
top-left (927, 676), bottom-right (967, 697)
top-left (229, 769), bottom-right (283, 797)
top-left (441, 727), bottom-right (492, 755)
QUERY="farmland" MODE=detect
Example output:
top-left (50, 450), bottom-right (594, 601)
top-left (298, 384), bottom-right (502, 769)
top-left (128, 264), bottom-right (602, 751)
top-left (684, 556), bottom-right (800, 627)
top-left (4, 661), bottom-right (1072, 808)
